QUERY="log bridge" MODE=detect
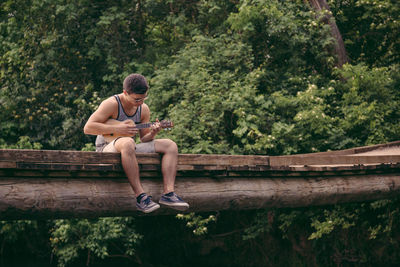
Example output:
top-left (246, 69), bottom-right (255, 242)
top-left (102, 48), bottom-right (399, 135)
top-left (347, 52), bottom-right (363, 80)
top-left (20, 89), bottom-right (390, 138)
top-left (1, 141), bottom-right (400, 219)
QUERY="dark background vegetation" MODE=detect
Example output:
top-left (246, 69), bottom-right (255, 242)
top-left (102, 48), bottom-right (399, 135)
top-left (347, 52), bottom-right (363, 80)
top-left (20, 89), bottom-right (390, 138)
top-left (1, 0), bottom-right (400, 266)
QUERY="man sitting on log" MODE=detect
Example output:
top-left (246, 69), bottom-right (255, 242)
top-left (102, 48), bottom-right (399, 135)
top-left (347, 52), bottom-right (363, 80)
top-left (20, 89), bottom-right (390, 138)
top-left (84, 73), bottom-right (189, 213)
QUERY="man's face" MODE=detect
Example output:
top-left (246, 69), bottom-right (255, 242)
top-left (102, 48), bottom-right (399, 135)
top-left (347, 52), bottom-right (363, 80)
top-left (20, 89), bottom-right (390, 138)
top-left (124, 91), bottom-right (148, 106)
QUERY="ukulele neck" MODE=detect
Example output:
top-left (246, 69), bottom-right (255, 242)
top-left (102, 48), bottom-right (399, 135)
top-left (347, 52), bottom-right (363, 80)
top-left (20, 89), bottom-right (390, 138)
top-left (135, 122), bottom-right (153, 129)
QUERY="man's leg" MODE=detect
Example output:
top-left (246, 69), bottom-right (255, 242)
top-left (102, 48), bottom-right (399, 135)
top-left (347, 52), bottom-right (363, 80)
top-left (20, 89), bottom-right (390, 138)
top-left (109, 137), bottom-right (160, 213)
top-left (113, 137), bottom-right (145, 197)
top-left (154, 139), bottom-right (178, 194)
top-left (155, 139), bottom-right (189, 210)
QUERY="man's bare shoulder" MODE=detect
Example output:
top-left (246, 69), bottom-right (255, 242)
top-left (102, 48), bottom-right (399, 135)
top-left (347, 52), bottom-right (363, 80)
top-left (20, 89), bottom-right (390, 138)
top-left (102, 95), bottom-right (118, 105)
top-left (140, 103), bottom-right (150, 122)
top-left (91, 95), bottom-right (119, 119)
top-left (141, 103), bottom-right (151, 117)
top-left (141, 103), bottom-right (150, 112)
top-left (96, 95), bottom-right (118, 110)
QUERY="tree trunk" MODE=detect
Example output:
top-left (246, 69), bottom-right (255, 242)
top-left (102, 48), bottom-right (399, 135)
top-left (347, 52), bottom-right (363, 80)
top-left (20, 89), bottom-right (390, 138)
top-left (306, 0), bottom-right (348, 67)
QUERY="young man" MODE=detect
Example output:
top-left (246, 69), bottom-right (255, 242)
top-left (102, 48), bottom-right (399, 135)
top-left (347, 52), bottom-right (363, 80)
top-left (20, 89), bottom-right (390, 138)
top-left (84, 73), bottom-right (189, 213)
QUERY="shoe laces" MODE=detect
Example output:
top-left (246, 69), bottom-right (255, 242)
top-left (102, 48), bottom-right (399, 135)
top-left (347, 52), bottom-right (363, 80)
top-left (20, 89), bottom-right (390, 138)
top-left (175, 194), bottom-right (183, 201)
top-left (143, 195), bottom-right (153, 205)
top-left (167, 192), bottom-right (182, 201)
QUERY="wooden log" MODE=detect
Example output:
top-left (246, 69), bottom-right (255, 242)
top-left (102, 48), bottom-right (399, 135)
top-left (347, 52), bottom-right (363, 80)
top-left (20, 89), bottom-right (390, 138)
top-left (0, 143), bottom-right (400, 219)
top-left (0, 173), bottom-right (399, 220)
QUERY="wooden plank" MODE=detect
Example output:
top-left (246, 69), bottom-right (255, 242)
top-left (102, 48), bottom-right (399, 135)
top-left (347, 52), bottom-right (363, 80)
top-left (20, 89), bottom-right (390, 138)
top-left (271, 140), bottom-right (400, 157)
top-left (1, 141), bottom-right (399, 166)
top-left (270, 155), bottom-right (400, 166)
top-left (177, 164), bottom-right (230, 171)
top-left (276, 163), bottom-right (400, 172)
top-left (178, 154), bottom-right (269, 166)
top-left (1, 173), bottom-right (400, 219)
top-left (0, 149), bottom-right (119, 164)
top-left (15, 162), bottom-right (122, 171)
top-left (1, 161), bottom-right (399, 179)
top-left (353, 140), bottom-right (400, 154)
top-left (4, 167), bottom-right (396, 179)
top-left (0, 161), bottom-right (16, 168)
top-left (2, 143), bottom-right (399, 169)
top-left (0, 150), bottom-right (161, 165)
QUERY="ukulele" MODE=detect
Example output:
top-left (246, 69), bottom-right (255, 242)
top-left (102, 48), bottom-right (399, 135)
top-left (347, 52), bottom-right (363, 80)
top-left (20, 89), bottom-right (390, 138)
top-left (102, 119), bottom-right (173, 142)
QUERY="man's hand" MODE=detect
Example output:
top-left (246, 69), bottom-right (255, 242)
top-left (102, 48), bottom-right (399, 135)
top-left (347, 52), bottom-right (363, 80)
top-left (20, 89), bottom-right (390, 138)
top-left (116, 120), bottom-right (139, 136)
top-left (150, 118), bottom-right (162, 136)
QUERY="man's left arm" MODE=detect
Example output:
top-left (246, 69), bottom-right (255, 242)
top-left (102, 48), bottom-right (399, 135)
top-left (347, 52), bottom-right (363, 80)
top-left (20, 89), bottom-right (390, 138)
top-left (139, 104), bottom-right (162, 143)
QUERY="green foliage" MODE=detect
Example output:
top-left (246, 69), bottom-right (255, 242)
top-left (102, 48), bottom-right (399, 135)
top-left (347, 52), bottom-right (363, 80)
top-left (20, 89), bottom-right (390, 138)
top-left (81, 142), bottom-right (96, 151)
top-left (229, 0), bottom-right (336, 80)
top-left (329, 0), bottom-right (400, 66)
top-left (149, 34), bottom-right (266, 154)
top-left (0, 136), bottom-right (42, 149)
top-left (309, 206), bottom-right (356, 240)
top-left (337, 63), bottom-right (400, 145)
top-left (243, 198), bottom-right (400, 265)
top-left (0, 0), bottom-right (146, 149)
top-left (0, 220), bottom-right (52, 264)
top-left (50, 217), bottom-right (142, 267)
top-left (2, 0), bottom-right (398, 154)
top-left (1, 0), bottom-right (400, 266)
top-left (148, 0), bottom-right (399, 156)
top-left (0, 220), bottom-right (41, 243)
top-left (243, 210), bottom-right (274, 240)
top-left (176, 212), bottom-right (216, 236)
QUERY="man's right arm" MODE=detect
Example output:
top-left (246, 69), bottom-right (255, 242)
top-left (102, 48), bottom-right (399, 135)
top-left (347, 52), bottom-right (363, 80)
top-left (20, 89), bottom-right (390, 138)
top-left (83, 98), bottom-right (117, 135)
top-left (83, 98), bottom-right (138, 137)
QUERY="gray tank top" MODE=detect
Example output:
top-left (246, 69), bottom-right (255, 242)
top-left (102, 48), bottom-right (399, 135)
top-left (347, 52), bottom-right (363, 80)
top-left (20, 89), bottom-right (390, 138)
top-left (95, 95), bottom-right (142, 150)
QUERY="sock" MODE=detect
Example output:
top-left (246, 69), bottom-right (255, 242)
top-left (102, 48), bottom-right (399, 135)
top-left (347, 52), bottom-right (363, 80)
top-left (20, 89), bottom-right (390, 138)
top-left (164, 192), bottom-right (174, 197)
top-left (137, 193), bottom-right (147, 203)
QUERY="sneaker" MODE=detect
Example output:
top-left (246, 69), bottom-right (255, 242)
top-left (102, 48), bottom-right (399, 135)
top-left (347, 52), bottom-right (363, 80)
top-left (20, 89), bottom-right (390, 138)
top-left (136, 194), bottom-right (160, 213)
top-left (159, 192), bottom-right (189, 211)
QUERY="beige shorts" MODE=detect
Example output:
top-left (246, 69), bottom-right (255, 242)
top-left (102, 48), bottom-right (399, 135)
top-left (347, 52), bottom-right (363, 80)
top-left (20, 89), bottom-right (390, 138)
top-left (100, 138), bottom-right (155, 153)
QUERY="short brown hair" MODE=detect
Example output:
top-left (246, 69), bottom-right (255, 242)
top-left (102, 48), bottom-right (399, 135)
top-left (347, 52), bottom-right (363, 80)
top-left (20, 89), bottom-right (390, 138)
top-left (123, 74), bottom-right (149, 94)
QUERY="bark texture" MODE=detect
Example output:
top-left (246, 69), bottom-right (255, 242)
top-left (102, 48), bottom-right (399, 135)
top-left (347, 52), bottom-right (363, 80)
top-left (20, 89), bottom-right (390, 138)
top-left (306, 0), bottom-right (348, 67)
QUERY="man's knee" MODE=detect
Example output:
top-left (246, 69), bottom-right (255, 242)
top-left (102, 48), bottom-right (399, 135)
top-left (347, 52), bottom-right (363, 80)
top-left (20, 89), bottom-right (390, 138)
top-left (155, 139), bottom-right (178, 154)
top-left (164, 139), bottom-right (178, 154)
top-left (169, 140), bottom-right (178, 153)
top-left (115, 138), bottom-right (136, 155)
